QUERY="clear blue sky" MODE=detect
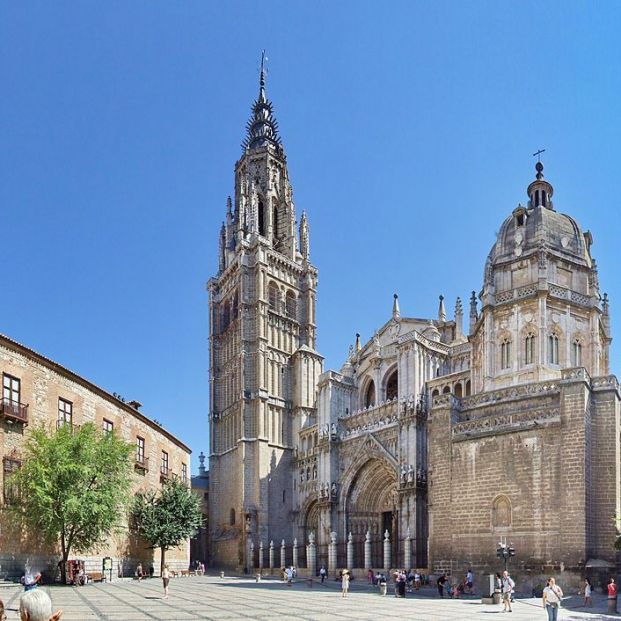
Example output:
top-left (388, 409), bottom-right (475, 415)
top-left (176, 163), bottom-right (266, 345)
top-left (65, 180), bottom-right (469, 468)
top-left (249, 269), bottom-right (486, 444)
top-left (2, 2), bottom-right (620, 471)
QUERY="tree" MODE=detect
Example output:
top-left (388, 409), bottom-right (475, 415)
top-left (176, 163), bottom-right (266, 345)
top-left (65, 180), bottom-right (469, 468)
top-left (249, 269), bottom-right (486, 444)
top-left (132, 478), bottom-right (203, 572)
top-left (8, 422), bottom-right (133, 584)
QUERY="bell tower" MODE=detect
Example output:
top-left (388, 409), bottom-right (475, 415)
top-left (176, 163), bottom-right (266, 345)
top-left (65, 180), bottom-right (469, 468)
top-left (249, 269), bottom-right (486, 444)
top-left (208, 55), bottom-right (322, 568)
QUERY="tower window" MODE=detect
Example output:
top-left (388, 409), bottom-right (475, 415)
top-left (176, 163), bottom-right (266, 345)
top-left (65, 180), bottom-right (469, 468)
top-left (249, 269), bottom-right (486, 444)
top-left (273, 204), bottom-right (279, 240)
top-left (285, 291), bottom-right (297, 319)
top-left (572, 339), bottom-right (582, 367)
top-left (258, 200), bottom-right (265, 236)
top-left (548, 334), bottom-right (560, 365)
top-left (268, 283), bottom-right (279, 311)
top-left (516, 213), bottom-right (525, 226)
top-left (525, 333), bottom-right (536, 365)
top-left (500, 339), bottom-right (512, 370)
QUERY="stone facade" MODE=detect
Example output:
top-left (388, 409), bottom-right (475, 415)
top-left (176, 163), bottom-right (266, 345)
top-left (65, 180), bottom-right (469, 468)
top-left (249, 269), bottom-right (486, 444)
top-left (208, 63), bottom-right (322, 568)
top-left (0, 334), bottom-right (191, 579)
top-left (209, 69), bottom-right (619, 582)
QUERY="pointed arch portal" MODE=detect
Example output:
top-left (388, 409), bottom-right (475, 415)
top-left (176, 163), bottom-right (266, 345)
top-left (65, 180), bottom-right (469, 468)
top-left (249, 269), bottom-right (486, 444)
top-left (345, 458), bottom-right (398, 568)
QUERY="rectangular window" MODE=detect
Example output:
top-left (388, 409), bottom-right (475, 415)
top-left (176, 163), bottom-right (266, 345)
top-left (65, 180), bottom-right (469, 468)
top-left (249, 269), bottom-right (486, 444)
top-left (181, 463), bottom-right (187, 484)
top-left (573, 341), bottom-right (582, 367)
top-left (525, 335), bottom-right (535, 365)
top-left (548, 335), bottom-right (559, 365)
top-left (3, 457), bottom-right (21, 504)
top-left (3, 374), bottom-right (20, 405)
top-left (136, 437), bottom-right (145, 464)
top-left (102, 419), bottom-right (114, 434)
top-left (501, 341), bottom-right (511, 370)
top-left (58, 398), bottom-right (73, 426)
top-left (161, 451), bottom-right (169, 475)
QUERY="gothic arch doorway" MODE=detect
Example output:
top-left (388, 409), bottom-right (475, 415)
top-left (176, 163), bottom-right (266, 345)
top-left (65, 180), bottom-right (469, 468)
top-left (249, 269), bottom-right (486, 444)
top-left (345, 458), bottom-right (398, 568)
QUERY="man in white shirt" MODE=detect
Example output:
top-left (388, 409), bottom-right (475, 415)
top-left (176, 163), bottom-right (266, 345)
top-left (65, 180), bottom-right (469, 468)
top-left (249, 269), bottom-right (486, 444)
top-left (501, 570), bottom-right (515, 612)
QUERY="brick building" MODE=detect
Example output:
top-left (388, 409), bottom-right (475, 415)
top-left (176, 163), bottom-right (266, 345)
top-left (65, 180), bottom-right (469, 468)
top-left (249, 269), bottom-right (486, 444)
top-left (0, 333), bottom-right (191, 579)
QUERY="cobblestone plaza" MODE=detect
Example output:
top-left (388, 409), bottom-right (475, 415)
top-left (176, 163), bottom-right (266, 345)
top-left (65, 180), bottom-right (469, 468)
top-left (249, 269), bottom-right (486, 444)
top-left (1, 575), bottom-right (618, 620)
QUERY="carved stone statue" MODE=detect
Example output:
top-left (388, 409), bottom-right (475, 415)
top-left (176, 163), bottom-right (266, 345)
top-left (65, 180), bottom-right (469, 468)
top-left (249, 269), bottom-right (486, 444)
top-left (330, 531), bottom-right (337, 545)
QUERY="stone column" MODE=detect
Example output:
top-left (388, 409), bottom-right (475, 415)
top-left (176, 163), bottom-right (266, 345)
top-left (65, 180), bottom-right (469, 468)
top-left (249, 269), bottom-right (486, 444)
top-left (269, 540), bottom-right (274, 571)
top-left (259, 541), bottom-right (264, 570)
top-left (404, 528), bottom-right (412, 570)
top-left (293, 538), bottom-right (299, 569)
top-left (249, 540), bottom-right (255, 571)
top-left (364, 530), bottom-right (372, 569)
top-left (328, 531), bottom-right (337, 574)
top-left (383, 529), bottom-right (391, 570)
top-left (346, 532), bottom-right (354, 569)
top-left (308, 532), bottom-right (317, 575)
top-left (280, 539), bottom-right (286, 568)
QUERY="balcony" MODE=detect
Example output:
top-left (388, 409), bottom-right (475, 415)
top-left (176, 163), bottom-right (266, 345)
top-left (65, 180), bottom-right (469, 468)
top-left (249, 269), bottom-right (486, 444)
top-left (134, 456), bottom-right (149, 473)
top-left (160, 467), bottom-right (176, 483)
top-left (0, 398), bottom-right (28, 425)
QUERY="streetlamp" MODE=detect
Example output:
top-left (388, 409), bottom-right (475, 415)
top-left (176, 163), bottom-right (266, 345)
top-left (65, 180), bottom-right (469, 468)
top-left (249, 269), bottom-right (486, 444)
top-left (496, 541), bottom-right (515, 571)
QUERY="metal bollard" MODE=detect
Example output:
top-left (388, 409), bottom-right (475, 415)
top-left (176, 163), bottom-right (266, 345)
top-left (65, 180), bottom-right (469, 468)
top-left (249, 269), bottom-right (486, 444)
top-left (220, 571), bottom-right (224, 579)
top-left (256, 574), bottom-right (261, 583)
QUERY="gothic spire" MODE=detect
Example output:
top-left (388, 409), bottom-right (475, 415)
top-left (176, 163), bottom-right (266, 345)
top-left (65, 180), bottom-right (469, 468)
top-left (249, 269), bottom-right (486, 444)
top-left (392, 293), bottom-right (401, 320)
top-left (438, 295), bottom-right (446, 322)
top-left (300, 211), bottom-right (310, 259)
top-left (242, 51), bottom-right (282, 152)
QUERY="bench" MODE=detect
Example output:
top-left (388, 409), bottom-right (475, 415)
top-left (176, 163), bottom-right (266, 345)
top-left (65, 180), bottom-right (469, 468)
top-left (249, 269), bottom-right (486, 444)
top-left (89, 572), bottom-right (104, 583)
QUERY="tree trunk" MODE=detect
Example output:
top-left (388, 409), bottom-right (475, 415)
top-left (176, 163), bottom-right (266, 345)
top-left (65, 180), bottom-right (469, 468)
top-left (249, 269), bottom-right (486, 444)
top-left (160, 547), bottom-right (166, 575)
top-left (60, 532), bottom-right (70, 584)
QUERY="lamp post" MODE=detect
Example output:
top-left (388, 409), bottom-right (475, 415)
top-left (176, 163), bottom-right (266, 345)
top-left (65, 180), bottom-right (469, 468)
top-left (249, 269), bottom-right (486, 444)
top-left (496, 541), bottom-right (515, 572)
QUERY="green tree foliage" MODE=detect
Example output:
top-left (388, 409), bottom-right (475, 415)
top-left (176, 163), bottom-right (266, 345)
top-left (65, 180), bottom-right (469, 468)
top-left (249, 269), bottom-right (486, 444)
top-left (132, 478), bottom-right (203, 572)
top-left (9, 422), bottom-right (133, 583)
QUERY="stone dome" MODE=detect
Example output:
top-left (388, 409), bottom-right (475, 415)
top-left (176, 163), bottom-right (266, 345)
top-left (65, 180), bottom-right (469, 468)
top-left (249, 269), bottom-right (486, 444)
top-left (486, 164), bottom-right (591, 270)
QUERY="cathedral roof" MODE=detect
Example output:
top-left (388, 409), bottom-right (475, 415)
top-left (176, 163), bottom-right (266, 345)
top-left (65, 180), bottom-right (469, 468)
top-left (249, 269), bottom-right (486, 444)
top-left (242, 51), bottom-right (282, 152)
top-left (487, 163), bottom-right (591, 269)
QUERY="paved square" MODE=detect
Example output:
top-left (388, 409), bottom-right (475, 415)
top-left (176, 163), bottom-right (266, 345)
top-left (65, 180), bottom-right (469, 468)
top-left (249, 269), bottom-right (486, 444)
top-left (1, 575), bottom-right (616, 620)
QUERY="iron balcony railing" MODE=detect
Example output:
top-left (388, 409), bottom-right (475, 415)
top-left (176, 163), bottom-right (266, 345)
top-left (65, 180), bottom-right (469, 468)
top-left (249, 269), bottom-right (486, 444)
top-left (0, 398), bottom-right (28, 425)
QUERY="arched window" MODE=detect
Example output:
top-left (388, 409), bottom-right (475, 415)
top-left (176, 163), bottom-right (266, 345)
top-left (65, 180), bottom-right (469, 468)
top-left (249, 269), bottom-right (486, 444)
top-left (285, 291), bottom-right (297, 319)
top-left (548, 334), bottom-right (560, 365)
top-left (491, 495), bottom-right (511, 528)
top-left (306, 467), bottom-right (310, 481)
top-left (221, 301), bottom-right (230, 332)
top-left (525, 333), bottom-right (536, 365)
top-left (364, 381), bottom-right (376, 408)
top-left (258, 199), bottom-right (265, 236)
top-left (230, 508), bottom-right (236, 526)
top-left (500, 338), bottom-right (511, 370)
top-left (442, 385), bottom-right (451, 394)
top-left (385, 369), bottom-right (398, 401)
top-left (312, 465), bottom-right (317, 480)
top-left (232, 291), bottom-right (239, 318)
top-left (431, 389), bottom-right (439, 398)
top-left (465, 380), bottom-right (471, 396)
top-left (454, 383), bottom-right (463, 398)
top-left (273, 204), bottom-right (279, 240)
top-left (572, 339), bottom-right (583, 367)
top-left (268, 283), bottom-right (279, 311)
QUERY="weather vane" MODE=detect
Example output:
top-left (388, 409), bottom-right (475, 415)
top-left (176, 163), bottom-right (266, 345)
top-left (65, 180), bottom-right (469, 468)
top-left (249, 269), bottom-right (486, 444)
top-left (533, 148), bottom-right (546, 163)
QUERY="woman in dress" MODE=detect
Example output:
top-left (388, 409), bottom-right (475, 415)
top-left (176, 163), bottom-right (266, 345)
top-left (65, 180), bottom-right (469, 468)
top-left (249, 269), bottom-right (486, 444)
top-left (162, 564), bottom-right (170, 599)
top-left (583, 578), bottom-right (592, 607)
top-left (341, 569), bottom-right (350, 598)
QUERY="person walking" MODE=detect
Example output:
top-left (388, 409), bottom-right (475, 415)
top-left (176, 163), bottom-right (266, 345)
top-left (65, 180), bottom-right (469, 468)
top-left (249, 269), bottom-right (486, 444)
top-left (583, 578), bottom-right (592, 607)
top-left (162, 564), bottom-right (170, 599)
top-left (341, 569), bottom-right (350, 598)
top-left (465, 568), bottom-right (474, 594)
top-left (542, 577), bottom-right (563, 621)
top-left (136, 563), bottom-right (144, 581)
top-left (437, 573), bottom-right (447, 598)
top-left (501, 570), bottom-right (515, 613)
top-left (319, 565), bottom-right (326, 584)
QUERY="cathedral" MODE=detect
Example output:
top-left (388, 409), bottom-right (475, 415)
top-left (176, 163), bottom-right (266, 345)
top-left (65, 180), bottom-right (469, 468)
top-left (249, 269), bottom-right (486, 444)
top-left (208, 65), bottom-right (620, 584)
